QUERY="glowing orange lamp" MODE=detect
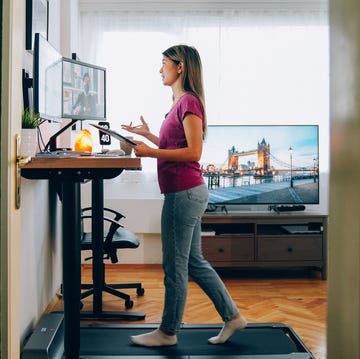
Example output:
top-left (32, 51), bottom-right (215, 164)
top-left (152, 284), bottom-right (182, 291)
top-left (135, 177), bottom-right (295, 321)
top-left (74, 129), bottom-right (93, 152)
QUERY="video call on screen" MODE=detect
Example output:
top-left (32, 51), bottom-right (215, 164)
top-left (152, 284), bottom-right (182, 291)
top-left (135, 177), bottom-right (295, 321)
top-left (62, 60), bottom-right (105, 119)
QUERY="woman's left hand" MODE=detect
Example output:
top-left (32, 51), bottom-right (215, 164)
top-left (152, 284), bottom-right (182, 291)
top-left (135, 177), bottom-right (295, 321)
top-left (133, 141), bottom-right (154, 158)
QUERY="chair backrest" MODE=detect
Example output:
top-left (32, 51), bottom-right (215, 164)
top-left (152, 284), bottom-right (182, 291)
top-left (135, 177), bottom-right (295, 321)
top-left (80, 207), bottom-right (139, 264)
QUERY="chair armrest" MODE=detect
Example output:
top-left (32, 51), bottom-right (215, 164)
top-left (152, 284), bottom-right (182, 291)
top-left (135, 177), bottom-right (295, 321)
top-left (82, 207), bottom-right (126, 221)
top-left (81, 215), bottom-right (124, 230)
top-left (104, 207), bottom-right (126, 221)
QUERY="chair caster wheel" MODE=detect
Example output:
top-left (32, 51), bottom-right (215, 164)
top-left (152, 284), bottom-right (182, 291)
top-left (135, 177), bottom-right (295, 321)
top-left (125, 299), bottom-right (134, 309)
top-left (137, 287), bottom-right (145, 296)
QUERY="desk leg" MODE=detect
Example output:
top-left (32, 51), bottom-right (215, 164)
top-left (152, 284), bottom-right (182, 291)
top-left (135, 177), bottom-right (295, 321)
top-left (62, 181), bottom-right (81, 358)
top-left (91, 178), bottom-right (104, 314)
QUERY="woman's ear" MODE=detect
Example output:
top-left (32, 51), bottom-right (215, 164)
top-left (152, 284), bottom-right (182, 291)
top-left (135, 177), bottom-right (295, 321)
top-left (177, 62), bottom-right (184, 74)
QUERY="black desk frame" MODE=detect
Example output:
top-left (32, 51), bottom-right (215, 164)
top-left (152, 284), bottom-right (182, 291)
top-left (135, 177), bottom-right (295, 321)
top-left (22, 161), bottom-right (144, 359)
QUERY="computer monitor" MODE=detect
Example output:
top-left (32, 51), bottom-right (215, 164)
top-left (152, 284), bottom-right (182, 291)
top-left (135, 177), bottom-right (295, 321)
top-left (62, 57), bottom-right (106, 121)
top-left (33, 33), bottom-right (62, 121)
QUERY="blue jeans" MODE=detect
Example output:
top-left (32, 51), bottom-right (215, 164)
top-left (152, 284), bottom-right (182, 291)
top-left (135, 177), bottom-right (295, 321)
top-left (160, 184), bottom-right (239, 333)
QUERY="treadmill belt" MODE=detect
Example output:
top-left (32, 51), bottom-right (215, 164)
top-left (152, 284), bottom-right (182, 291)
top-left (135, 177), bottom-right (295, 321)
top-left (80, 326), bottom-right (301, 356)
top-left (21, 315), bottom-right (313, 358)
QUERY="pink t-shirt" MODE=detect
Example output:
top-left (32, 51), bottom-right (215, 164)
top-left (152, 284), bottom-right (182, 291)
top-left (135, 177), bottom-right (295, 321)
top-left (157, 93), bottom-right (205, 194)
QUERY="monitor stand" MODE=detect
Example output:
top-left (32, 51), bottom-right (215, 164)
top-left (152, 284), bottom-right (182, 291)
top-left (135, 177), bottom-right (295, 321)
top-left (44, 119), bottom-right (80, 152)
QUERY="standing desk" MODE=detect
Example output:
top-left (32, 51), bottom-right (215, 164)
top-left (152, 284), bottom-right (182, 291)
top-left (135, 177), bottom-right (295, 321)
top-left (21, 156), bottom-right (143, 359)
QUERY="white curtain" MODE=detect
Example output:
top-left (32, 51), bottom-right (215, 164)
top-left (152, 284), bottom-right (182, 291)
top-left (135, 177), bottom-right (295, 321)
top-left (78, 5), bottom-right (329, 174)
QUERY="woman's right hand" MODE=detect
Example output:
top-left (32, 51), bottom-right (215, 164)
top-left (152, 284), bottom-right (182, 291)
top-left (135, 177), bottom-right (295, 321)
top-left (121, 115), bottom-right (149, 136)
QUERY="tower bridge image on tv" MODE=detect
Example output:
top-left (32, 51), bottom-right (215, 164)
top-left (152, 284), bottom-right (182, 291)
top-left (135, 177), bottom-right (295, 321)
top-left (227, 138), bottom-right (272, 177)
top-left (201, 137), bottom-right (319, 205)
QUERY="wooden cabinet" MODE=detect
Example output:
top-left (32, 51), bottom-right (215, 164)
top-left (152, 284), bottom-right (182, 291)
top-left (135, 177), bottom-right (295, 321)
top-left (201, 213), bottom-right (327, 279)
top-left (202, 235), bottom-right (254, 262)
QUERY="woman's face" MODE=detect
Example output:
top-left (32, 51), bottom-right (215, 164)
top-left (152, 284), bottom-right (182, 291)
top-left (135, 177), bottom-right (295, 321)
top-left (160, 56), bottom-right (181, 86)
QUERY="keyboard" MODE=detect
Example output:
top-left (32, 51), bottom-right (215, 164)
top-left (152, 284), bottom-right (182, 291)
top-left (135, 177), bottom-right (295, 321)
top-left (36, 149), bottom-right (125, 158)
top-left (36, 150), bottom-right (92, 158)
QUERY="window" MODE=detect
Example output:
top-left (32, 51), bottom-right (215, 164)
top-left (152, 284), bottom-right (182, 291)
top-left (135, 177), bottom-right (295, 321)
top-left (79, 5), bottom-right (329, 178)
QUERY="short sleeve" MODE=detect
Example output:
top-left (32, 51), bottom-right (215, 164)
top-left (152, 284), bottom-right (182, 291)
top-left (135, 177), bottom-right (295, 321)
top-left (178, 94), bottom-right (204, 122)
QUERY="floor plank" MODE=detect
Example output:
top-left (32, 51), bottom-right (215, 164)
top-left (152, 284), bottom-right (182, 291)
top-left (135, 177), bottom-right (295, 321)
top-left (50, 264), bottom-right (326, 359)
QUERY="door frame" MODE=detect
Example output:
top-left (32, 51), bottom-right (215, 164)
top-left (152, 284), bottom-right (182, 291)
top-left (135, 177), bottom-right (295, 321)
top-left (1, 1), bottom-right (24, 358)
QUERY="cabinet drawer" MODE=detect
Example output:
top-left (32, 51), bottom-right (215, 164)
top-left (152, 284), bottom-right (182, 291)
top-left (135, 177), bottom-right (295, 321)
top-left (258, 235), bottom-right (322, 261)
top-left (202, 235), bottom-right (254, 261)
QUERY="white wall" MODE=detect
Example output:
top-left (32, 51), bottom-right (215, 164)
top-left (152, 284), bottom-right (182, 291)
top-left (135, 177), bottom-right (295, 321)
top-left (20, 180), bottom-right (62, 341)
top-left (19, 0), bottom-right (64, 346)
top-left (80, 177), bottom-right (163, 264)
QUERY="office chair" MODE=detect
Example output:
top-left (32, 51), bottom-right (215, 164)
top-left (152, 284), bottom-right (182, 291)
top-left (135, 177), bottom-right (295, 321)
top-left (80, 207), bottom-right (145, 309)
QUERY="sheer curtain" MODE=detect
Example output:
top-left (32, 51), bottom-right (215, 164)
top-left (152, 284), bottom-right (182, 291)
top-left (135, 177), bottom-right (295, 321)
top-left (78, 4), bottom-right (329, 180)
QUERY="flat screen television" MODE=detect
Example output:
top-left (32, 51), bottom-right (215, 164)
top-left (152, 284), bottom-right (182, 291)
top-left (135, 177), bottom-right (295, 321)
top-left (33, 33), bottom-right (62, 121)
top-left (201, 125), bottom-right (319, 209)
top-left (62, 57), bottom-right (106, 121)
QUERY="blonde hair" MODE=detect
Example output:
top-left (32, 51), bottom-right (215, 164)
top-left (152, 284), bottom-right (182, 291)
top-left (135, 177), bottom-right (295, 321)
top-left (162, 45), bottom-right (207, 138)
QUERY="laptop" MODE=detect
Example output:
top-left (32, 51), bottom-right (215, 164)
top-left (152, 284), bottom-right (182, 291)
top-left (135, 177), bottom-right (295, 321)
top-left (90, 124), bottom-right (137, 146)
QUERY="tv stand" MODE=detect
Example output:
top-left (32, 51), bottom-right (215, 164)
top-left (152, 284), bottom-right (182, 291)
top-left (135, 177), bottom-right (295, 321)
top-left (201, 212), bottom-right (327, 279)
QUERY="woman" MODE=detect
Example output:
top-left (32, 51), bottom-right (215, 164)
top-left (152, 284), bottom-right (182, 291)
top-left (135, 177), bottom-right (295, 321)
top-left (121, 45), bottom-right (247, 347)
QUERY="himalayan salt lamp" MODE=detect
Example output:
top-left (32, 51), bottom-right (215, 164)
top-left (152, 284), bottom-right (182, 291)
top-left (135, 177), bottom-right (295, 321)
top-left (74, 129), bottom-right (93, 152)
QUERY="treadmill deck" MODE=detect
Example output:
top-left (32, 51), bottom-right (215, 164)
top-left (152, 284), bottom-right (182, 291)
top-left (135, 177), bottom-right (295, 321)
top-left (22, 313), bottom-right (315, 358)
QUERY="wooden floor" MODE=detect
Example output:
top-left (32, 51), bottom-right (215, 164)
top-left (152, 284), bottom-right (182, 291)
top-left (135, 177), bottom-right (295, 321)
top-left (50, 264), bottom-right (327, 359)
